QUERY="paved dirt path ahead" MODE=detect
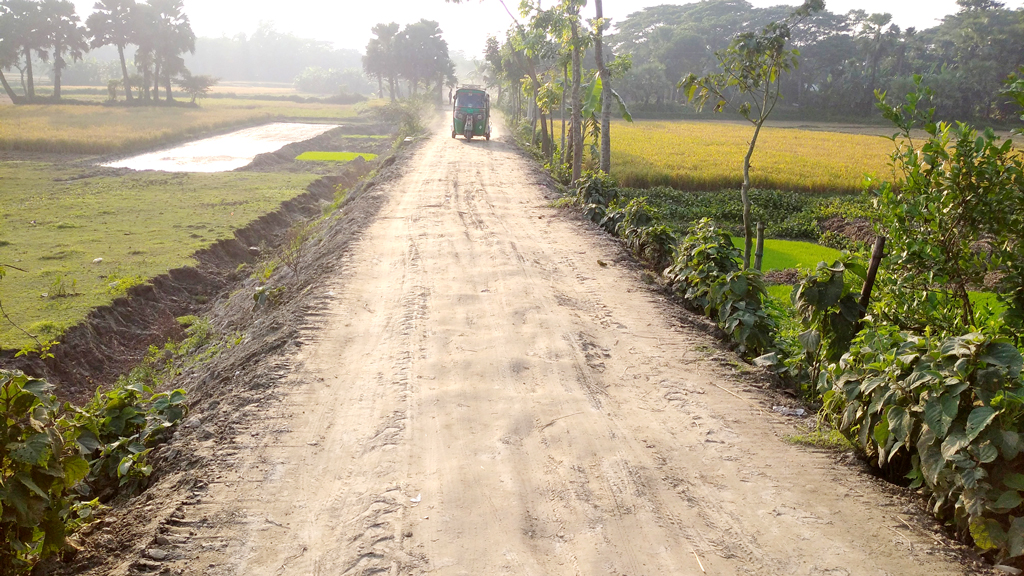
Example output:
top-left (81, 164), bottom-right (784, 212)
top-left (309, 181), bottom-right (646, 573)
top-left (178, 123), bottom-right (968, 576)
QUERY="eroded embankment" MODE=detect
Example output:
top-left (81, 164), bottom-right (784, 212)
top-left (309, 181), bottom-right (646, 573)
top-left (1, 158), bottom-right (375, 403)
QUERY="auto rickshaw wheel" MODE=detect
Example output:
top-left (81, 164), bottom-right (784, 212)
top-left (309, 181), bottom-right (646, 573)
top-left (485, 131), bottom-right (491, 141)
top-left (451, 129), bottom-right (455, 138)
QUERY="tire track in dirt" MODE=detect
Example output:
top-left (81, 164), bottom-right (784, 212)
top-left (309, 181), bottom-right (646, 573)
top-left (138, 120), bottom-right (975, 576)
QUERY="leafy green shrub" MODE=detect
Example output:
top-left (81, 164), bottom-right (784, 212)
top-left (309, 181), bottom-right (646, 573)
top-left (825, 328), bottom-right (1024, 562)
top-left (253, 285), bottom-right (286, 310)
top-left (665, 219), bottom-right (741, 310)
top-left (791, 257), bottom-right (866, 389)
top-left (871, 78), bottom-right (1024, 335)
top-left (626, 224), bottom-right (677, 270)
top-left (374, 96), bottom-right (430, 141)
top-left (666, 219), bottom-right (775, 354)
top-left (69, 379), bottom-right (187, 497)
top-left (616, 187), bottom-right (872, 241)
top-left (710, 269), bottom-right (776, 355)
top-left (611, 198), bottom-right (677, 270)
top-left (570, 170), bottom-right (619, 208)
top-left (0, 371), bottom-right (93, 573)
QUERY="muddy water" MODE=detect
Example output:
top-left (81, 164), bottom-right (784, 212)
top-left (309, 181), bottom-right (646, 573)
top-left (103, 122), bottom-right (338, 172)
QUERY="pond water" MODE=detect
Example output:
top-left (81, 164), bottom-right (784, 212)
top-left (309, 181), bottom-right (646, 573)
top-left (103, 122), bottom-right (339, 173)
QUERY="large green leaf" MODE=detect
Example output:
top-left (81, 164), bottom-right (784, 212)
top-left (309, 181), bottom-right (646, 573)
top-left (961, 467), bottom-right (984, 489)
top-left (971, 517), bottom-right (1006, 551)
top-left (966, 406), bottom-right (998, 442)
top-left (971, 441), bottom-right (999, 464)
top-left (609, 87), bottom-right (633, 122)
top-left (841, 400), bottom-right (860, 432)
top-left (798, 329), bottom-right (821, 354)
top-left (887, 406), bottom-right (912, 445)
top-left (582, 73), bottom-right (602, 118)
top-left (75, 428), bottom-right (102, 453)
top-left (873, 413), bottom-right (890, 449)
top-left (941, 427), bottom-right (969, 460)
top-left (1009, 516), bottom-right (1024, 557)
top-left (63, 455), bottom-right (90, 487)
top-left (991, 490), bottom-right (1023, 512)
top-left (821, 265), bottom-right (846, 305)
top-left (923, 394), bottom-right (957, 437)
top-left (917, 428), bottom-right (943, 485)
top-left (9, 432), bottom-right (53, 466)
top-left (980, 342), bottom-right (1023, 373)
top-left (17, 472), bottom-right (49, 500)
top-left (1005, 473), bottom-right (1024, 491)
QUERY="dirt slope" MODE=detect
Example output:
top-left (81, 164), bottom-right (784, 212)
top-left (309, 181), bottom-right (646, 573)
top-left (90, 121), bottom-right (979, 576)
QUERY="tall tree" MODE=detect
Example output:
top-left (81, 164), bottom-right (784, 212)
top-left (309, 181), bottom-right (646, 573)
top-left (0, 2), bottom-right (23, 101)
top-left (2, 0), bottom-right (47, 99)
top-left (362, 22), bottom-right (400, 100)
top-left (86, 0), bottom-right (136, 102)
top-left (396, 19), bottom-right (452, 97)
top-left (568, 4), bottom-right (584, 183)
top-left (681, 0), bottom-right (824, 269)
top-left (148, 0), bottom-right (194, 101)
top-left (41, 0), bottom-right (86, 99)
top-left (592, 0), bottom-right (613, 173)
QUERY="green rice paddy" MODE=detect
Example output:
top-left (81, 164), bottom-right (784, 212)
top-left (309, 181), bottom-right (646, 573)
top-left (296, 151), bottom-right (378, 163)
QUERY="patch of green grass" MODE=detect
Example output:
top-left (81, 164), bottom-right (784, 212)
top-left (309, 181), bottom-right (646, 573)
top-left (786, 425), bottom-right (855, 451)
top-left (972, 291), bottom-right (1007, 318)
top-left (732, 237), bottom-right (842, 272)
top-left (296, 151), bottom-right (378, 163)
top-left (0, 162), bottom-right (318, 349)
top-left (767, 284), bottom-right (793, 301)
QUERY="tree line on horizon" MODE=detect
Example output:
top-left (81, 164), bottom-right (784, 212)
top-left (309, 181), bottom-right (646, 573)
top-left (611, 0), bottom-right (1024, 122)
top-left (0, 0), bottom-right (210, 104)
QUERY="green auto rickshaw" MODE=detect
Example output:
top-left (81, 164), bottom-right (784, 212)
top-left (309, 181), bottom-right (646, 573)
top-left (452, 86), bottom-right (490, 141)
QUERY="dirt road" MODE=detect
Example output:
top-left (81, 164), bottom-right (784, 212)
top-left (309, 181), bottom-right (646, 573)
top-left (146, 122), bottom-right (972, 576)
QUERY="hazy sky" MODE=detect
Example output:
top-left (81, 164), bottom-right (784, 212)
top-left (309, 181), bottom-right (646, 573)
top-left (70, 0), bottom-right (1024, 57)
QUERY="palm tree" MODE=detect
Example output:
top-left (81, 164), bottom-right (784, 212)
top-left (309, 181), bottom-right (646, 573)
top-left (130, 1), bottom-right (155, 100)
top-left (42, 0), bottom-right (87, 99)
top-left (149, 0), bottom-right (193, 102)
top-left (87, 0), bottom-right (136, 102)
top-left (363, 22), bottom-right (400, 101)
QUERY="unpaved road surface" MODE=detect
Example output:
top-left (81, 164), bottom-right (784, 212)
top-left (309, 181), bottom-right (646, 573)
top-left (152, 122), bottom-right (972, 575)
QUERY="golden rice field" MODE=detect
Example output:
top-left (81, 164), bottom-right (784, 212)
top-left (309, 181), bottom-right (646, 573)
top-left (610, 120), bottom-right (895, 193)
top-left (0, 98), bottom-right (369, 155)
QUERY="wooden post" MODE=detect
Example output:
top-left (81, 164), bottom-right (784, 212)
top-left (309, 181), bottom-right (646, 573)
top-left (754, 222), bottom-right (765, 271)
top-left (859, 236), bottom-right (887, 313)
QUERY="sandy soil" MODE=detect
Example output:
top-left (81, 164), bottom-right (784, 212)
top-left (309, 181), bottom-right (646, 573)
top-left (74, 118), bottom-right (984, 576)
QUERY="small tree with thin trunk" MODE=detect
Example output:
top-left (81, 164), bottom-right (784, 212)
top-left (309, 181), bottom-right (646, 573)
top-left (174, 71), bottom-right (215, 103)
top-left (680, 0), bottom-right (823, 270)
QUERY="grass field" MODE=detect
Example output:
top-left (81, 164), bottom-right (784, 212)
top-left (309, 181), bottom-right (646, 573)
top-left (0, 99), bottom-right (373, 155)
top-left (296, 151), bottom-right (379, 162)
top-left (0, 163), bottom-right (318, 349)
top-left (733, 237), bottom-right (842, 272)
top-left (609, 120), bottom-right (894, 193)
